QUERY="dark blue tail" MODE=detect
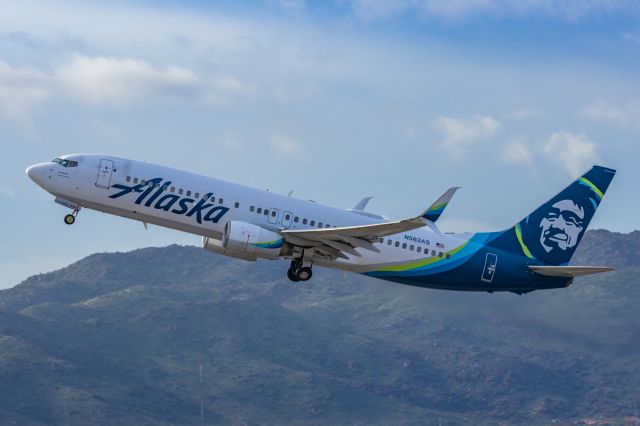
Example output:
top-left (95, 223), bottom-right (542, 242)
top-left (491, 165), bottom-right (616, 266)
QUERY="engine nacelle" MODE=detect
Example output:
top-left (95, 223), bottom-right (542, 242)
top-left (202, 236), bottom-right (257, 261)
top-left (223, 221), bottom-right (284, 260)
top-left (202, 221), bottom-right (285, 261)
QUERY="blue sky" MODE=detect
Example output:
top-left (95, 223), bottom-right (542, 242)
top-left (1, 0), bottom-right (639, 288)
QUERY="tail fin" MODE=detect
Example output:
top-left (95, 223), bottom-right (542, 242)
top-left (496, 165), bottom-right (616, 266)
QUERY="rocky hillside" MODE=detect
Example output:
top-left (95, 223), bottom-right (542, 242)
top-left (0, 230), bottom-right (638, 425)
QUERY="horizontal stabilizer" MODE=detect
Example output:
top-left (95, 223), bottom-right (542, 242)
top-left (529, 265), bottom-right (614, 277)
top-left (421, 187), bottom-right (459, 222)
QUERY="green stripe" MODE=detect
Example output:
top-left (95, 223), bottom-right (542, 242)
top-left (376, 241), bottom-right (469, 273)
top-left (579, 177), bottom-right (603, 199)
top-left (515, 223), bottom-right (534, 259)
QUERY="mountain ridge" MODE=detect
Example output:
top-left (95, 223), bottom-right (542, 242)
top-left (1, 229), bottom-right (638, 425)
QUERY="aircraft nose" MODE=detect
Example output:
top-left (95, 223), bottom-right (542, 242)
top-left (26, 163), bottom-right (47, 188)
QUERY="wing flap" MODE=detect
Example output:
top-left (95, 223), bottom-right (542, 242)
top-left (529, 265), bottom-right (615, 277)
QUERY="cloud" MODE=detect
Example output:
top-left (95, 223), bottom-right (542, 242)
top-left (270, 134), bottom-right (301, 156)
top-left (502, 140), bottom-right (532, 165)
top-left (55, 56), bottom-right (201, 105)
top-left (0, 61), bottom-right (50, 123)
top-left (582, 99), bottom-right (640, 125)
top-left (542, 131), bottom-right (600, 178)
top-left (346, 0), bottom-right (638, 21)
top-left (434, 115), bottom-right (500, 157)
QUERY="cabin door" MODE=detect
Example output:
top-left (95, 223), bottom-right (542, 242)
top-left (96, 159), bottom-right (114, 189)
top-left (481, 253), bottom-right (498, 283)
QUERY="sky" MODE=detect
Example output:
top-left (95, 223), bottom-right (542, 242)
top-left (1, 0), bottom-right (639, 288)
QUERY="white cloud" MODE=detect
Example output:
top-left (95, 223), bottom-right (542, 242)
top-left (542, 131), bottom-right (600, 178)
top-left (502, 140), bottom-right (532, 165)
top-left (0, 61), bottom-right (50, 123)
top-left (55, 56), bottom-right (201, 105)
top-left (434, 115), bottom-right (500, 157)
top-left (270, 134), bottom-right (301, 156)
top-left (582, 99), bottom-right (640, 125)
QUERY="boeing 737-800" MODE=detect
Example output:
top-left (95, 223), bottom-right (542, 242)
top-left (26, 155), bottom-right (615, 294)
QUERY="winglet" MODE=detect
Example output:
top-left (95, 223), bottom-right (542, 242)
top-left (421, 187), bottom-right (460, 222)
top-left (353, 197), bottom-right (374, 211)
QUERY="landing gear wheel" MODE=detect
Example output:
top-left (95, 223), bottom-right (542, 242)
top-left (287, 268), bottom-right (300, 282)
top-left (64, 214), bottom-right (75, 225)
top-left (296, 267), bottom-right (313, 282)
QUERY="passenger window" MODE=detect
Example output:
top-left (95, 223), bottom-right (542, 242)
top-left (303, 218), bottom-right (308, 225)
top-left (211, 197), bottom-right (216, 202)
top-left (187, 191), bottom-right (191, 197)
top-left (235, 202), bottom-right (239, 208)
top-left (141, 179), bottom-right (146, 185)
top-left (257, 207), bottom-right (262, 214)
top-left (432, 250), bottom-right (436, 256)
top-left (250, 206), bottom-right (255, 212)
top-left (402, 243), bottom-right (407, 249)
top-left (170, 187), bottom-right (175, 193)
top-left (410, 245), bottom-right (414, 251)
top-left (133, 178), bottom-right (139, 184)
top-left (162, 185), bottom-right (168, 191)
top-left (439, 252), bottom-right (444, 258)
top-left (195, 193), bottom-right (200, 199)
top-left (285, 214), bottom-right (290, 220)
top-left (294, 216), bottom-right (299, 223)
top-left (126, 176), bottom-right (131, 182)
top-left (264, 210), bottom-right (269, 216)
top-left (310, 220), bottom-right (315, 226)
top-left (326, 224), bottom-right (331, 228)
top-left (178, 188), bottom-right (183, 195)
top-left (271, 211), bottom-right (276, 217)
top-left (417, 247), bottom-right (422, 253)
top-left (318, 222), bottom-right (323, 227)
top-left (219, 198), bottom-right (223, 204)
top-left (395, 241), bottom-right (400, 247)
top-left (387, 240), bottom-right (392, 246)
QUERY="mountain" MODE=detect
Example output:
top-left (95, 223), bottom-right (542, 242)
top-left (0, 229), bottom-right (639, 425)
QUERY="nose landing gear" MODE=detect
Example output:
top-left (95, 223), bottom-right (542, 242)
top-left (63, 206), bottom-right (81, 225)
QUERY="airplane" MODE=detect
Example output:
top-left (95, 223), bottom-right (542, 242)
top-left (26, 154), bottom-right (616, 294)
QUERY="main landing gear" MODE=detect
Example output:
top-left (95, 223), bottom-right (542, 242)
top-left (287, 252), bottom-right (313, 282)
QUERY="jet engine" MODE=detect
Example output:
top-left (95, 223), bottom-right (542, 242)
top-left (202, 221), bottom-right (285, 261)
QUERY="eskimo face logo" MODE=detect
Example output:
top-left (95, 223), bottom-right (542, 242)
top-left (538, 199), bottom-right (585, 253)
top-left (109, 177), bottom-right (229, 225)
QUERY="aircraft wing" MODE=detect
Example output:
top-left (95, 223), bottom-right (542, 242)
top-left (280, 217), bottom-right (425, 259)
top-left (281, 188), bottom-right (459, 260)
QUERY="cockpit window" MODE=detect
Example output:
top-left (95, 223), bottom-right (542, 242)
top-left (51, 158), bottom-right (78, 167)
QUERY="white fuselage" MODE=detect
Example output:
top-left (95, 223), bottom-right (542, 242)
top-left (27, 154), bottom-right (463, 273)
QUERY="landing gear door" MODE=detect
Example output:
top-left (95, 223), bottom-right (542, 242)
top-left (481, 253), bottom-right (498, 283)
top-left (96, 159), bottom-right (114, 189)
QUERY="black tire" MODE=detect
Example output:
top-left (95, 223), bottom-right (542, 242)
top-left (64, 214), bottom-right (75, 225)
top-left (296, 267), bottom-right (312, 281)
top-left (287, 268), bottom-right (300, 282)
